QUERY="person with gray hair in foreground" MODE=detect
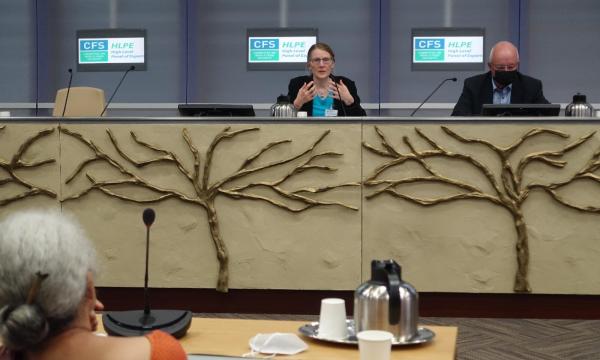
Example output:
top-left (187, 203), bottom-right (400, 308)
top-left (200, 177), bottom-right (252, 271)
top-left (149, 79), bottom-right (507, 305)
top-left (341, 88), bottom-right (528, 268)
top-left (0, 210), bottom-right (186, 360)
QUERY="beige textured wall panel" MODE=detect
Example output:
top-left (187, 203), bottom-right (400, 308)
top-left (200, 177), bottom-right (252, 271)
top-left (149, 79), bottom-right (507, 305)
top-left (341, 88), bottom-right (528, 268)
top-left (362, 123), bottom-right (600, 294)
top-left (525, 195), bottom-right (600, 293)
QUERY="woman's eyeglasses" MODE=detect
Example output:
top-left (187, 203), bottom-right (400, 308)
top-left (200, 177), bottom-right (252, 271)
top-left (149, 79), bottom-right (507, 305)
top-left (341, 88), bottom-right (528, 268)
top-left (310, 57), bottom-right (332, 65)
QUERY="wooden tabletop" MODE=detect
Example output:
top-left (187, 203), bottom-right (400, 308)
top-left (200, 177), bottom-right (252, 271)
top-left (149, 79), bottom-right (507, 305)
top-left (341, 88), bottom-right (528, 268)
top-left (103, 317), bottom-right (457, 360)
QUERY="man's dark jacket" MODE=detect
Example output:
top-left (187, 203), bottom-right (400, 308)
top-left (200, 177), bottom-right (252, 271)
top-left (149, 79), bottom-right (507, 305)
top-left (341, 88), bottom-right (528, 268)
top-left (287, 75), bottom-right (366, 116)
top-left (451, 71), bottom-right (549, 116)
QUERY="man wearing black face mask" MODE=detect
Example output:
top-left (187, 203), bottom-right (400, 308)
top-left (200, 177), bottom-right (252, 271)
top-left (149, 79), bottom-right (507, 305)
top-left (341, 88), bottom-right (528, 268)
top-left (451, 41), bottom-right (549, 116)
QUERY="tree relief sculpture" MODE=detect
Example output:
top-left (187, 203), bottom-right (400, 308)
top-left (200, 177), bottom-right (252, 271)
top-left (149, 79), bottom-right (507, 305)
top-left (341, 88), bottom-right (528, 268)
top-left (60, 126), bottom-right (359, 292)
top-left (363, 126), bottom-right (600, 293)
top-left (0, 126), bottom-right (56, 206)
top-left (2, 124), bottom-right (600, 294)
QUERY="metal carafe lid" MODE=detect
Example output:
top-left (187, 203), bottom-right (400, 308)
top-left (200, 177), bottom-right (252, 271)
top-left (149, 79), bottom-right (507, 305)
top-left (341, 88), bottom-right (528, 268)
top-left (276, 94), bottom-right (291, 104)
top-left (572, 93), bottom-right (587, 103)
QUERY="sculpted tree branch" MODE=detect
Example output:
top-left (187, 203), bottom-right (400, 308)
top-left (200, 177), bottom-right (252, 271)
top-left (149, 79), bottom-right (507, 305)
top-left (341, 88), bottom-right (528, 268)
top-left (0, 127), bottom-right (57, 206)
top-left (220, 152), bottom-right (360, 211)
top-left (61, 126), bottom-right (357, 292)
top-left (239, 140), bottom-right (292, 171)
top-left (108, 129), bottom-right (195, 183)
top-left (364, 126), bottom-right (598, 292)
top-left (61, 128), bottom-right (188, 204)
top-left (516, 132), bottom-right (595, 184)
top-left (527, 146), bottom-right (600, 212)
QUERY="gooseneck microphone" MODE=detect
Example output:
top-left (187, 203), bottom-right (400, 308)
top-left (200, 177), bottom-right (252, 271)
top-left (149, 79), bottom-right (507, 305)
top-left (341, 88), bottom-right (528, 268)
top-left (142, 207), bottom-right (156, 225)
top-left (102, 208), bottom-right (192, 338)
top-left (410, 77), bottom-right (457, 117)
top-left (142, 208), bottom-right (155, 315)
top-left (100, 65), bottom-right (135, 117)
top-left (61, 68), bottom-right (74, 117)
top-left (330, 74), bottom-right (347, 117)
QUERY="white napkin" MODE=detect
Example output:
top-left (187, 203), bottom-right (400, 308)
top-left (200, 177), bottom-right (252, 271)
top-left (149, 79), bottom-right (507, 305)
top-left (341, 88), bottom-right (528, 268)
top-left (245, 332), bottom-right (308, 357)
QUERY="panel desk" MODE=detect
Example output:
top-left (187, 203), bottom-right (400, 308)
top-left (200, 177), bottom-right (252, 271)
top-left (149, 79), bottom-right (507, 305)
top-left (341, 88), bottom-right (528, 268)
top-left (3, 116), bottom-right (600, 318)
top-left (99, 317), bottom-right (457, 359)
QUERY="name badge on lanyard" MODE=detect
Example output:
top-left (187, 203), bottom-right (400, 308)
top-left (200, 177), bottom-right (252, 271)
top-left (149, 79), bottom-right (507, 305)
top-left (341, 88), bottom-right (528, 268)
top-left (325, 109), bottom-right (338, 117)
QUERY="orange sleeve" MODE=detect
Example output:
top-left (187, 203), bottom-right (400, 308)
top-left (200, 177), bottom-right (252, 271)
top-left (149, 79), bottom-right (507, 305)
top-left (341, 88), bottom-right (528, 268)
top-left (145, 330), bottom-right (187, 360)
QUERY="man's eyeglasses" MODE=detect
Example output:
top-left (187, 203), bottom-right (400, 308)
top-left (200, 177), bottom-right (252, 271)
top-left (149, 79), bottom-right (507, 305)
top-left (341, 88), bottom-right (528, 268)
top-left (310, 57), bottom-right (332, 65)
top-left (491, 63), bottom-right (518, 71)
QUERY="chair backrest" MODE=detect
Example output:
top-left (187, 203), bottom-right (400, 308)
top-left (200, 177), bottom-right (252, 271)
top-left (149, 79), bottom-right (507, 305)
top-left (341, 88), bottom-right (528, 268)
top-left (52, 86), bottom-right (106, 117)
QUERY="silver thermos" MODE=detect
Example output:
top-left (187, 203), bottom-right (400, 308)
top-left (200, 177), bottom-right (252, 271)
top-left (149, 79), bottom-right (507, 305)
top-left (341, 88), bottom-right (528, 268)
top-left (565, 93), bottom-right (594, 117)
top-left (270, 95), bottom-right (296, 117)
top-left (354, 259), bottom-right (419, 342)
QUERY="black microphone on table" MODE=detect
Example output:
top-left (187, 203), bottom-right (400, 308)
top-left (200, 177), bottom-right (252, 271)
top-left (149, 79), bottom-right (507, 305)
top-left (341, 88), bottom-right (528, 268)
top-left (410, 77), bottom-right (457, 117)
top-left (100, 65), bottom-right (135, 117)
top-left (61, 68), bottom-right (74, 117)
top-left (102, 208), bottom-right (192, 339)
top-left (330, 74), bottom-right (347, 117)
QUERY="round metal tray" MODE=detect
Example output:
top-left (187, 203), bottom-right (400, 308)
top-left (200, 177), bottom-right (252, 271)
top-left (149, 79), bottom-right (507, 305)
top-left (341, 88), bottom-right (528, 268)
top-left (298, 319), bottom-right (435, 346)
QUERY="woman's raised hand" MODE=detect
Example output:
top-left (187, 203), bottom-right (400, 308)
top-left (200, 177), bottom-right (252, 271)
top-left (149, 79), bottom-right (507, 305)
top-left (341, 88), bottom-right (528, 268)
top-left (330, 79), bottom-right (354, 106)
top-left (294, 81), bottom-right (316, 109)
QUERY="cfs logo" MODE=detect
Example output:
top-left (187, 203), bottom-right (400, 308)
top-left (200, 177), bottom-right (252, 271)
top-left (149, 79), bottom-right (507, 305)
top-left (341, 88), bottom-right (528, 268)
top-left (250, 39), bottom-right (279, 49)
top-left (80, 40), bottom-right (108, 51)
top-left (414, 38), bottom-right (445, 50)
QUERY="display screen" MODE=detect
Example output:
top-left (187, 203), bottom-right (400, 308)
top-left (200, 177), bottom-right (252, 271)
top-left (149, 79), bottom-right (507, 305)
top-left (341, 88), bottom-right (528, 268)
top-left (247, 28), bottom-right (318, 70)
top-left (412, 28), bottom-right (485, 71)
top-left (77, 29), bottom-right (146, 71)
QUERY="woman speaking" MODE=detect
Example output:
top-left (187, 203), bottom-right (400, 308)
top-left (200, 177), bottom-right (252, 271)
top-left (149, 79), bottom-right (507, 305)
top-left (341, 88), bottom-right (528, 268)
top-left (288, 43), bottom-right (366, 117)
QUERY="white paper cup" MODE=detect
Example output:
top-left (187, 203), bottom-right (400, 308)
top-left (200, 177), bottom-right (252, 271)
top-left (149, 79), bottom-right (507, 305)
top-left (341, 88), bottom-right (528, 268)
top-left (0, 111), bottom-right (10, 117)
top-left (357, 330), bottom-right (393, 360)
top-left (318, 298), bottom-right (347, 340)
top-left (296, 111), bottom-right (307, 118)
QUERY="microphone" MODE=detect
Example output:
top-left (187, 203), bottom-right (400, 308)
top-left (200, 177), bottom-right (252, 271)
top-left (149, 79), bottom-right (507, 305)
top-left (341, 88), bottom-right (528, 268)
top-left (142, 208), bottom-right (155, 227)
top-left (100, 65), bottom-right (135, 117)
top-left (142, 208), bottom-right (154, 315)
top-left (61, 68), bottom-right (74, 117)
top-left (102, 208), bottom-right (192, 338)
top-left (410, 77), bottom-right (457, 117)
top-left (330, 74), bottom-right (347, 117)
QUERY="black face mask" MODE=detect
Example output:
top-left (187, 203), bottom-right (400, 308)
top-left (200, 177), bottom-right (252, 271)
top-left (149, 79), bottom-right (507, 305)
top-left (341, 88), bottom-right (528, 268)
top-left (493, 70), bottom-right (517, 87)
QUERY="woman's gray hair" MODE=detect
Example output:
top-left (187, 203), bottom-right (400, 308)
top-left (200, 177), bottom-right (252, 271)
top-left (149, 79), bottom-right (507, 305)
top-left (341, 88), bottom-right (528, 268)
top-left (0, 210), bottom-right (96, 350)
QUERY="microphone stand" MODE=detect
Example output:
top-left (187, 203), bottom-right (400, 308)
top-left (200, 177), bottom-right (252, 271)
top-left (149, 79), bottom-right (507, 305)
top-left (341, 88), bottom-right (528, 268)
top-left (102, 208), bottom-right (192, 338)
top-left (100, 65), bottom-right (135, 117)
top-left (410, 77), bottom-right (457, 117)
top-left (330, 74), bottom-right (347, 117)
top-left (61, 69), bottom-right (73, 117)
top-left (143, 209), bottom-right (151, 317)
